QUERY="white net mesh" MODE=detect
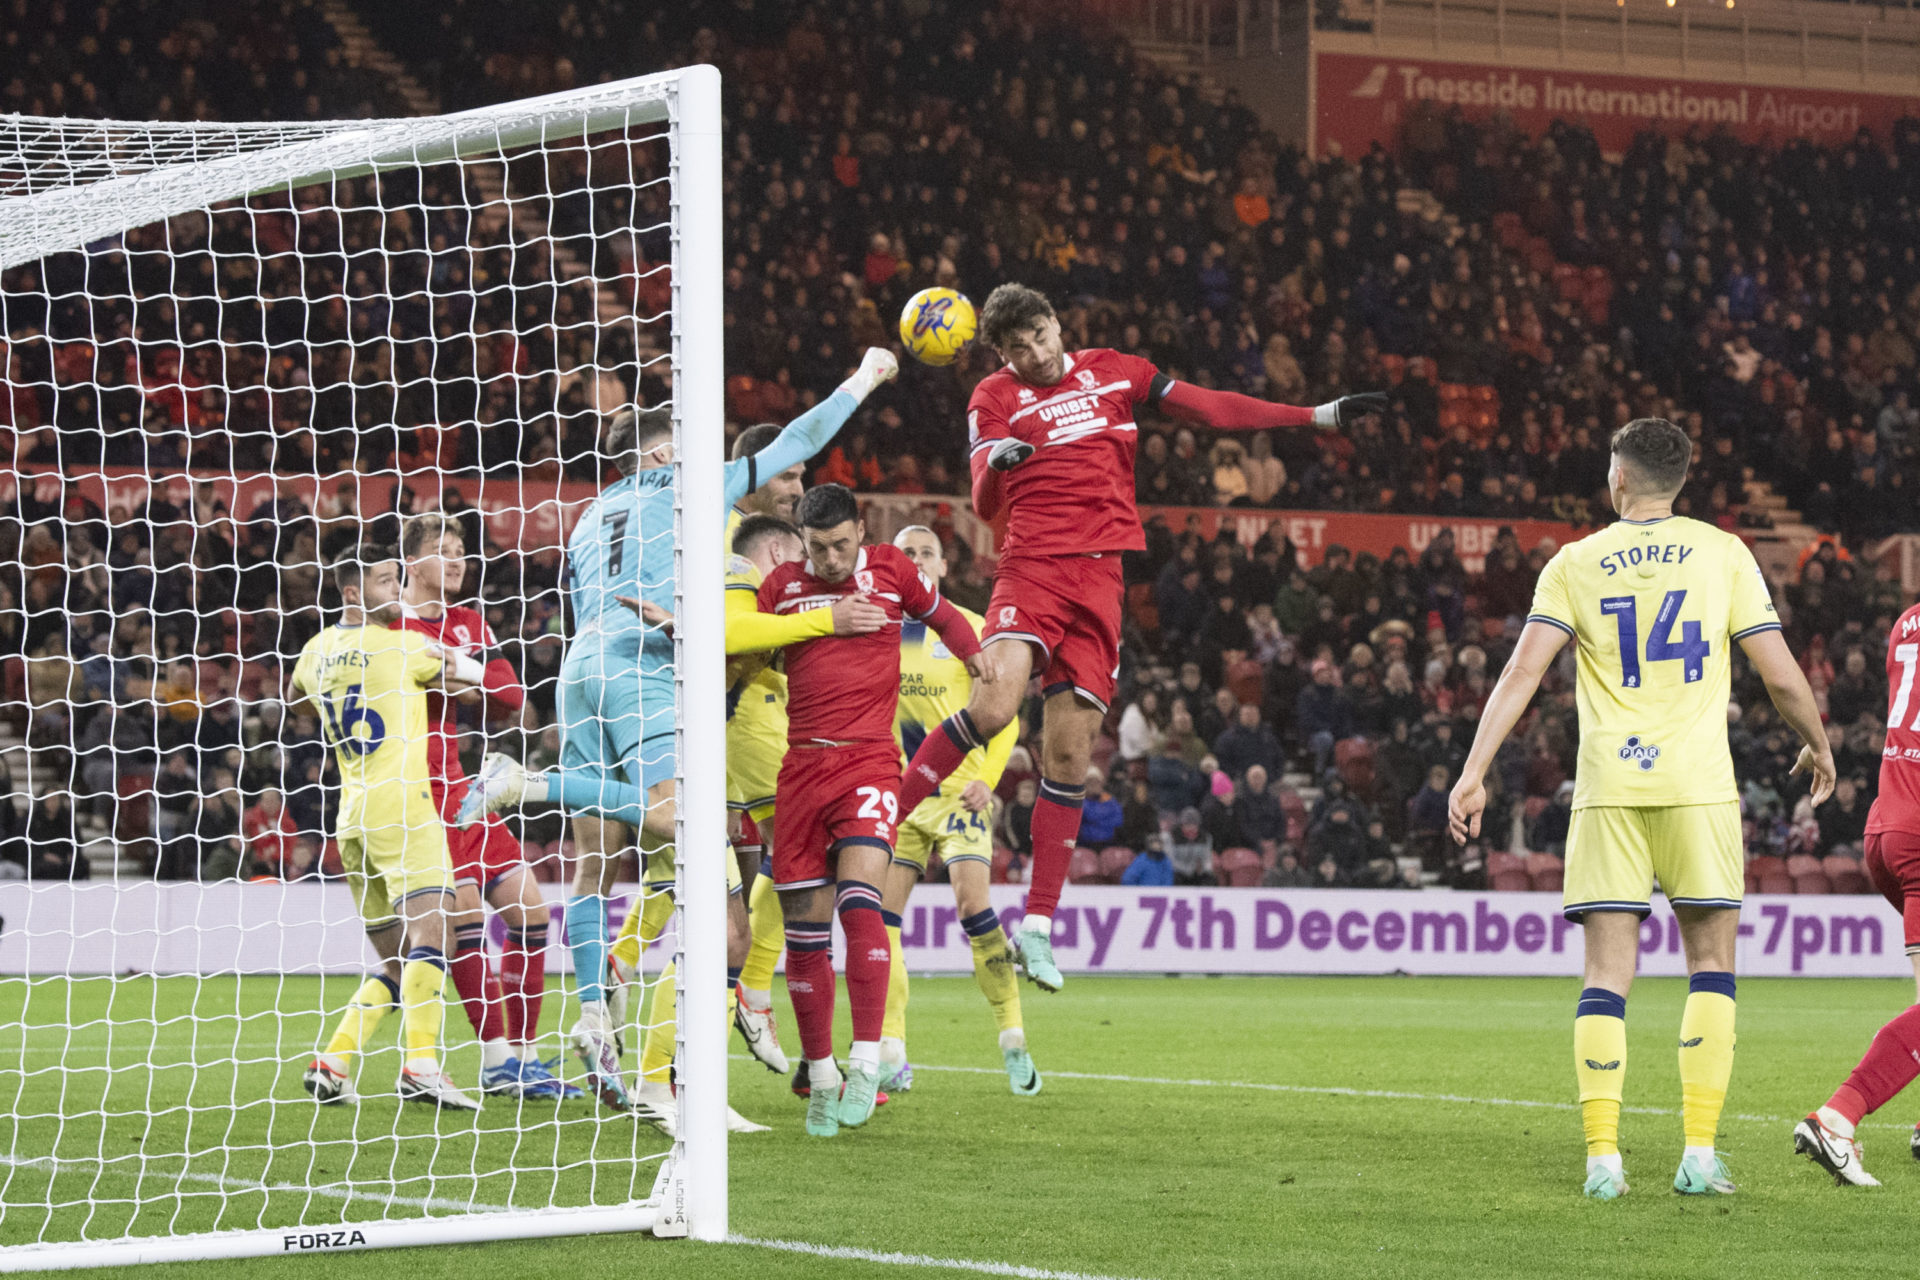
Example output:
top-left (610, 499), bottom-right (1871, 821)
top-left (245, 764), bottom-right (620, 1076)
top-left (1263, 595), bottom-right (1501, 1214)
top-left (0, 74), bottom-right (719, 1261)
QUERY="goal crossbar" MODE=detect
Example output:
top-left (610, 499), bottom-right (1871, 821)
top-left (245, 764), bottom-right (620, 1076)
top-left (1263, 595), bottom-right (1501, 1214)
top-left (0, 72), bottom-right (684, 272)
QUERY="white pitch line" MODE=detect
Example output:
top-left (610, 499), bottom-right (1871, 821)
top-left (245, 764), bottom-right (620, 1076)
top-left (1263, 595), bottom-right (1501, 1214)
top-left (855, 1059), bottom-right (1916, 1134)
top-left (0, 1152), bottom-right (514, 1216)
top-left (724, 1235), bottom-right (1155, 1280)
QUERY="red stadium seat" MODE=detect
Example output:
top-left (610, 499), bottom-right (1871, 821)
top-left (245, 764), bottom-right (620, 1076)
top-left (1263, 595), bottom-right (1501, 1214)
top-left (1219, 847), bottom-right (1263, 888)
top-left (1491, 871), bottom-right (1533, 893)
top-left (1785, 854), bottom-right (1824, 879)
top-left (1830, 868), bottom-right (1870, 895)
top-left (1758, 874), bottom-right (1796, 895)
top-left (991, 846), bottom-right (1015, 884)
top-left (1530, 866), bottom-right (1564, 893)
top-left (1100, 846), bottom-right (1136, 881)
top-left (1747, 855), bottom-right (1787, 881)
top-left (1744, 871), bottom-right (1762, 896)
top-left (1487, 851), bottom-right (1527, 878)
top-left (1792, 873), bottom-right (1832, 895)
top-left (1525, 853), bottom-right (1563, 880)
top-left (1068, 846), bottom-right (1103, 884)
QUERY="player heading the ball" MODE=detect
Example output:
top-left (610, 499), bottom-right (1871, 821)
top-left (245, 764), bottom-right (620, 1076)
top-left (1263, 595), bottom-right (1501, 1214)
top-left (1446, 417), bottom-right (1834, 1201)
top-left (893, 282), bottom-right (1386, 991)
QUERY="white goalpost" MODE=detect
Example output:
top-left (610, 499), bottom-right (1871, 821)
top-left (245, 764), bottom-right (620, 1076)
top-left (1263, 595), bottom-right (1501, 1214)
top-left (0, 65), bottom-right (728, 1268)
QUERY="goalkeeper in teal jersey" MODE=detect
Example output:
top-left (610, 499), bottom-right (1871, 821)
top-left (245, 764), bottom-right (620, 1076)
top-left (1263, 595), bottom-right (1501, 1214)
top-left (459, 348), bottom-right (897, 1112)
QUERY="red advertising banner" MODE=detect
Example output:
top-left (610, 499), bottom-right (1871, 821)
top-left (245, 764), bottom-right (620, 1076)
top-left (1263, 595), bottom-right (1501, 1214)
top-left (1142, 504), bottom-right (1582, 572)
top-left (1315, 49), bottom-right (1920, 155)
top-left (0, 467), bottom-right (598, 552)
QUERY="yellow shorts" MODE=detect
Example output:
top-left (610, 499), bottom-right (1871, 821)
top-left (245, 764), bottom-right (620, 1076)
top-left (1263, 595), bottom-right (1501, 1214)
top-left (641, 842), bottom-right (743, 896)
top-left (339, 799), bottom-right (453, 930)
top-left (1563, 801), bottom-right (1743, 923)
top-left (727, 729), bottom-right (784, 816)
top-left (893, 794), bottom-right (994, 874)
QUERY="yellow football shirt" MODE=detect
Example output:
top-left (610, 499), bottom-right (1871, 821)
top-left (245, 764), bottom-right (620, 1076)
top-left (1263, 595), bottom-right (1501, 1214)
top-left (291, 624), bottom-right (443, 835)
top-left (896, 605), bottom-right (1016, 798)
top-left (1527, 515), bottom-right (1779, 809)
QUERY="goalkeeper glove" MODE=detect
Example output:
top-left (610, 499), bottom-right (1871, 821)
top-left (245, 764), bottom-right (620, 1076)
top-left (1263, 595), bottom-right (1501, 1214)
top-left (984, 438), bottom-right (1034, 472)
top-left (1311, 391), bottom-right (1390, 429)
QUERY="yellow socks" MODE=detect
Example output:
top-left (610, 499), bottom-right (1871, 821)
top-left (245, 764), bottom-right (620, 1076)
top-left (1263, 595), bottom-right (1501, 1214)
top-left (1574, 987), bottom-right (1627, 1157)
top-left (611, 882), bottom-right (679, 972)
top-left (1679, 972), bottom-right (1737, 1150)
top-left (738, 873), bottom-right (785, 997)
top-left (323, 973), bottom-right (399, 1062)
top-left (963, 908), bottom-right (1023, 1036)
top-left (640, 961), bottom-right (676, 1083)
top-left (399, 950), bottom-right (448, 1068)
top-left (880, 917), bottom-right (909, 1042)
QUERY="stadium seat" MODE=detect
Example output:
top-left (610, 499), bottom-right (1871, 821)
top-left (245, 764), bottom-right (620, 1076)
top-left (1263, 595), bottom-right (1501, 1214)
top-left (1758, 874), bottom-right (1796, 895)
top-left (1793, 872), bottom-right (1832, 895)
top-left (1068, 846), bottom-right (1103, 884)
top-left (1744, 870), bottom-right (1762, 896)
top-left (1219, 847), bottom-right (1263, 887)
top-left (1785, 854), bottom-right (1824, 879)
top-left (1530, 866), bottom-right (1564, 893)
top-left (1487, 851), bottom-right (1527, 878)
top-left (1824, 856), bottom-right (1870, 895)
top-left (1747, 855), bottom-right (1787, 881)
top-left (991, 846), bottom-right (1015, 884)
top-left (1524, 853), bottom-right (1563, 880)
top-left (1100, 845), bottom-right (1136, 881)
top-left (1491, 871), bottom-right (1533, 893)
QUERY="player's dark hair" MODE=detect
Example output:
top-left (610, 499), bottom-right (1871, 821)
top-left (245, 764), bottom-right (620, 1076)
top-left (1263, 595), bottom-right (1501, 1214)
top-left (979, 283), bottom-right (1056, 350)
top-left (732, 422), bottom-right (781, 461)
top-left (796, 483), bottom-right (860, 531)
top-left (330, 544), bottom-right (395, 601)
top-left (606, 405), bottom-right (674, 476)
top-left (1609, 417), bottom-right (1692, 496)
top-left (733, 513), bottom-right (801, 558)
top-left (400, 511), bottom-right (462, 558)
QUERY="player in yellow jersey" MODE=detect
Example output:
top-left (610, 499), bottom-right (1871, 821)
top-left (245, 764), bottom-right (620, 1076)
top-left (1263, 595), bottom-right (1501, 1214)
top-left (883, 526), bottom-right (1039, 1096)
top-left (295, 547), bottom-right (491, 1111)
top-left (1448, 418), bottom-right (1834, 1201)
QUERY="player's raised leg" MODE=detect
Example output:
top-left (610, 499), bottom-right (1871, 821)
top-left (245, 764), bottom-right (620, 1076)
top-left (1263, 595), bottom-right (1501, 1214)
top-left (306, 915), bottom-right (403, 1106)
top-left (1796, 832), bottom-right (1920, 1187)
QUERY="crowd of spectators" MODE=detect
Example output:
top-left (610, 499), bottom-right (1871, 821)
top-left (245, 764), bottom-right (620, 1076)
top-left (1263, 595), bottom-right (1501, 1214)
top-left (0, 0), bottom-right (1914, 885)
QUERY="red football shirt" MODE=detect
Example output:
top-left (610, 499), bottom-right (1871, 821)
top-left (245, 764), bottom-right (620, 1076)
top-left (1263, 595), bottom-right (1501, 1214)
top-left (1868, 602), bottom-right (1920, 836)
top-left (395, 604), bottom-right (523, 781)
top-left (757, 543), bottom-right (947, 747)
top-left (966, 347), bottom-right (1159, 558)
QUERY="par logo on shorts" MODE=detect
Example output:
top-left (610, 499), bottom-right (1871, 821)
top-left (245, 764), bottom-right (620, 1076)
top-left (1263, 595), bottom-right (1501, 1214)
top-left (1618, 736), bottom-right (1661, 771)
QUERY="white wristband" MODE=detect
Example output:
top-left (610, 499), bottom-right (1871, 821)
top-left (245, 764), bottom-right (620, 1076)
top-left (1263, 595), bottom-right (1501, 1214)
top-left (446, 652), bottom-right (487, 685)
top-left (1312, 400), bottom-right (1339, 429)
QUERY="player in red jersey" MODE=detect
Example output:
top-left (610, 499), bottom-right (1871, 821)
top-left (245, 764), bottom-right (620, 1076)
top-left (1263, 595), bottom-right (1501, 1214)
top-left (397, 513), bottom-right (574, 1100)
top-left (894, 283), bottom-right (1386, 990)
top-left (1794, 598), bottom-right (1920, 1185)
top-left (755, 484), bottom-right (987, 1137)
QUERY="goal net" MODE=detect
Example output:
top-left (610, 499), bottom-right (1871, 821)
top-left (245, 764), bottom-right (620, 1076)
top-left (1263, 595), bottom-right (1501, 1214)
top-left (0, 67), bottom-right (729, 1268)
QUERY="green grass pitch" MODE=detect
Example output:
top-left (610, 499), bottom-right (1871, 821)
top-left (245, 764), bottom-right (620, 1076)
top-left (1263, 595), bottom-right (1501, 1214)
top-left (4, 973), bottom-right (1919, 1279)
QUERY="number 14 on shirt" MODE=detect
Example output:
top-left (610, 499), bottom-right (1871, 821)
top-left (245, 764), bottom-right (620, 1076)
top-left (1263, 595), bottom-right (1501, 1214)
top-left (1600, 589), bottom-right (1709, 687)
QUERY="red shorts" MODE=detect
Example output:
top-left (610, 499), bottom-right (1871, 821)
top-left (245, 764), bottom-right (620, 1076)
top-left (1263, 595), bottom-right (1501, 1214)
top-left (432, 776), bottom-right (527, 891)
top-left (1865, 831), bottom-right (1920, 953)
top-left (772, 742), bottom-right (900, 891)
top-left (983, 552), bottom-right (1124, 711)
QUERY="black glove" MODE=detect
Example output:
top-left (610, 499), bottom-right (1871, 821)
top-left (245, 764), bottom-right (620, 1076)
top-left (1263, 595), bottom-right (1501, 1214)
top-left (1332, 391), bottom-right (1390, 427)
top-left (985, 438), bottom-right (1034, 472)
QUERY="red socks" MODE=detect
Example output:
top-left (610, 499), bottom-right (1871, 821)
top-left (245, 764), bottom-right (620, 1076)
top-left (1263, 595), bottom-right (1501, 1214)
top-left (1828, 1003), bottom-right (1920, 1125)
top-left (837, 881), bottom-right (890, 1043)
top-left (450, 920), bottom-right (505, 1044)
top-left (898, 711), bottom-right (983, 815)
top-left (500, 923), bottom-right (547, 1046)
top-left (1024, 778), bottom-right (1085, 918)
top-left (784, 920), bottom-right (836, 1062)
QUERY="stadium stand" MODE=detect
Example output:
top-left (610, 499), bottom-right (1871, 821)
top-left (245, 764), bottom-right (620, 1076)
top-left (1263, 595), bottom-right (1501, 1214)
top-left (0, 0), bottom-right (1915, 887)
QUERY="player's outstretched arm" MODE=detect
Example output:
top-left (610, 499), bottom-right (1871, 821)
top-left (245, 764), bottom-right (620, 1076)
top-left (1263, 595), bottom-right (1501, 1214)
top-left (1448, 620), bottom-right (1570, 843)
top-left (1740, 628), bottom-right (1837, 806)
top-left (723, 587), bottom-right (887, 654)
top-left (723, 348), bottom-right (898, 510)
top-left (1154, 378), bottom-right (1389, 432)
